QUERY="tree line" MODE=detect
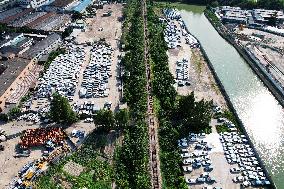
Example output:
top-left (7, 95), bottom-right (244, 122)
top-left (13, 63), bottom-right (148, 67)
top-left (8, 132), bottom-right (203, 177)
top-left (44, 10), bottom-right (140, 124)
top-left (155, 0), bottom-right (284, 10)
top-left (147, 2), bottom-right (213, 188)
top-left (114, 0), bottom-right (151, 188)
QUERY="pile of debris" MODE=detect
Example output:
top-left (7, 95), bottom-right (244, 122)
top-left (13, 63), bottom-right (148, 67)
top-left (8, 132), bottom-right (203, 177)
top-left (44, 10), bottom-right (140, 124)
top-left (19, 127), bottom-right (66, 148)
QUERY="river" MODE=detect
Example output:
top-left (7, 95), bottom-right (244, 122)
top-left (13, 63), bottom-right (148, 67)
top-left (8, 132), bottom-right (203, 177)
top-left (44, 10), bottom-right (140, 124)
top-left (179, 7), bottom-right (284, 188)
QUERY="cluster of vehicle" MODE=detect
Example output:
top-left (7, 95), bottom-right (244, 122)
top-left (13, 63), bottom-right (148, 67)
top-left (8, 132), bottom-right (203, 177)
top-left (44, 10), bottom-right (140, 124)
top-left (179, 20), bottom-right (199, 48)
top-left (163, 8), bottom-right (181, 20)
top-left (9, 159), bottom-right (46, 189)
top-left (80, 43), bottom-right (113, 98)
top-left (17, 113), bottom-right (40, 123)
top-left (73, 100), bottom-right (112, 117)
top-left (37, 44), bottom-right (86, 98)
top-left (73, 101), bottom-right (100, 117)
top-left (220, 132), bottom-right (271, 187)
top-left (163, 8), bottom-right (199, 49)
top-left (218, 117), bottom-right (238, 132)
top-left (176, 58), bottom-right (190, 87)
top-left (164, 21), bottom-right (181, 49)
top-left (179, 133), bottom-right (219, 186)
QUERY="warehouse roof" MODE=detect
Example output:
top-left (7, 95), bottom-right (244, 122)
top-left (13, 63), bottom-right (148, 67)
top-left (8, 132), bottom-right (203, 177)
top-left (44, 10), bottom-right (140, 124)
top-left (22, 33), bottom-right (61, 59)
top-left (0, 58), bottom-right (30, 97)
top-left (50, 0), bottom-right (75, 8)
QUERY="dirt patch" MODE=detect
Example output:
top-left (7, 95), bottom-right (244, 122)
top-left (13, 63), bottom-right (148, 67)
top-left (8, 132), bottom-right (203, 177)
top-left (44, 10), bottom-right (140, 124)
top-left (63, 161), bottom-right (85, 177)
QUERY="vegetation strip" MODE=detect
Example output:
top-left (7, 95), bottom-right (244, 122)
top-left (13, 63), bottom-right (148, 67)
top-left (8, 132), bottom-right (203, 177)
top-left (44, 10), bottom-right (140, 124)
top-left (146, 3), bottom-right (214, 189)
top-left (114, 0), bottom-right (151, 188)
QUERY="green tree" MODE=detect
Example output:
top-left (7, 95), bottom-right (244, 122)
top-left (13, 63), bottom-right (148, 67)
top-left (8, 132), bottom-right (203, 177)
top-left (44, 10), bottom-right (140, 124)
top-left (49, 93), bottom-right (78, 124)
top-left (94, 109), bottom-right (115, 131)
top-left (114, 109), bottom-right (129, 130)
top-left (0, 113), bottom-right (8, 122)
top-left (72, 11), bottom-right (83, 20)
top-left (211, 0), bottom-right (219, 7)
top-left (8, 106), bottom-right (21, 118)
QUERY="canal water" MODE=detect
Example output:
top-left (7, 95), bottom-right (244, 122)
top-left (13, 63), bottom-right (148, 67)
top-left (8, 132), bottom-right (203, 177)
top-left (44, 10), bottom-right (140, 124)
top-left (179, 8), bottom-right (284, 188)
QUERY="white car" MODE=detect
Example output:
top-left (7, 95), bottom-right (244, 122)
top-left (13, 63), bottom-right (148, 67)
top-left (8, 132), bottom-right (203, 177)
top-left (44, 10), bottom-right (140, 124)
top-left (230, 167), bottom-right (241, 174)
top-left (186, 178), bottom-right (196, 184)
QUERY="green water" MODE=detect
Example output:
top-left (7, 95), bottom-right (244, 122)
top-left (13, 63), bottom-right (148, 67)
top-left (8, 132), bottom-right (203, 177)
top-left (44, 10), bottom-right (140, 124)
top-left (179, 6), bottom-right (284, 189)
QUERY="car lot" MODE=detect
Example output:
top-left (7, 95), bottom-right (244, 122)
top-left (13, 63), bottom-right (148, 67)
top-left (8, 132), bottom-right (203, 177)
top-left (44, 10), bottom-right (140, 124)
top-left (36, 44), bottom-right (86, 99)
top-left (80, 43), bottom-right (113, 99)
top-left (73, 3), bottom-right (124, 111)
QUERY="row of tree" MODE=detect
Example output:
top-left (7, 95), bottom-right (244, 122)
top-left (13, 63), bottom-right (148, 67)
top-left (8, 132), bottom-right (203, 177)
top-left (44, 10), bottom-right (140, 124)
top-left (114, 0), bottom-right (151, 188)
top-left (147, 3), bottom-right (213, 188)
top-left (157, 0), bottom-right (284, 10)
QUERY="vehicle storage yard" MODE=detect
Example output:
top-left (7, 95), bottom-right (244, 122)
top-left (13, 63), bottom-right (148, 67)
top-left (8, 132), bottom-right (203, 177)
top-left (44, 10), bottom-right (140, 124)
top-left (73, 4), bottom-right (123, 111)
top-left (164, 9), bottom-right (271, 189)
top-left (164, 9), bottom-right (227, 108)
top-left (0, 3), bottom-right (124, 188)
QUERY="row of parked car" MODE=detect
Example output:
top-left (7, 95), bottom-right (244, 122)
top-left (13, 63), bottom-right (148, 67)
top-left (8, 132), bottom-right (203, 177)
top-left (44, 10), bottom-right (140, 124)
top-left (163, 8), bottom-right (199, 49)
top-left (179, 133), bottom-right (219, 186)
top-left (37, 44), bottom-right (86, 98)
top-left (176, 58), bottom-right (190, 87)
top-left (220, 132), bottom-right (271, 187)
top-left (79, 43), bottom-right (113, 98)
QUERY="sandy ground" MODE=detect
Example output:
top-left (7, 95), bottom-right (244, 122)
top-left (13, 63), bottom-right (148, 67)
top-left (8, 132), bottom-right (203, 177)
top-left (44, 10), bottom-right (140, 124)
top-left (74, 4), bottom-right (124, 111)
top-left (237, 28), bottom-right (284, 49)
top-left (167, 21), bottom-right (227, 109)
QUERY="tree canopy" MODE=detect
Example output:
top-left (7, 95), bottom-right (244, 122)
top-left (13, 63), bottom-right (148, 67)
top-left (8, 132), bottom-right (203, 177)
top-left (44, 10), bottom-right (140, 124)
top-left (49, 93), bottom-right (78, 124)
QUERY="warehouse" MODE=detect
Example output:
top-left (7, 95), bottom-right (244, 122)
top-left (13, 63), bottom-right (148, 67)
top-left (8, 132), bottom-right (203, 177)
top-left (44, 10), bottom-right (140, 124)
top-left (22, 33), bottom-right (62, 61)
top-left (0, 58), bottom-right (35, 112)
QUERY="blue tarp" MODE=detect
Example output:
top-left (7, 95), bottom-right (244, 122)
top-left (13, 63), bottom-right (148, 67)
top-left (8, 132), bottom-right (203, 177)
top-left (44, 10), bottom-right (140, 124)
top-left (73, 0), bottom-right (93, 12)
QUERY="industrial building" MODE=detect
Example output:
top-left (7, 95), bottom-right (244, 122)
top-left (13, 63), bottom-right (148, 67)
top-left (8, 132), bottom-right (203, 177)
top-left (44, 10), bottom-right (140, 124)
top-left (0, 0), bottom-right (17, 11)
top-left (217, 6), bottom-right (284, 27)
top-left (22, 33), bottom-right (62, 61)
top-left (17, 0), bottom-right (52, 8)
top-left (0, 33), bottom-right (62, 112)
top-left (0, 58), bottom-right (35, 112)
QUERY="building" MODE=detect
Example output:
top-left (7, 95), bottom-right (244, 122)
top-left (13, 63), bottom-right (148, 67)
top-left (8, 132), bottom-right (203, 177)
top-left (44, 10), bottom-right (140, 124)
top-left (253, 9), bottom-right (284, 25)
top-left (45, 0), bottom-right (77, 12)
top-left (22, 33), bottom-right (62, 61)
top-left (0, 58), bottom-right (35, 112)
top-left (0, 33), bottom-right (24, 49)
top-left (17, 0), bottom-right (52, 8)
top-left (0, 0), bottom-right (17, 11)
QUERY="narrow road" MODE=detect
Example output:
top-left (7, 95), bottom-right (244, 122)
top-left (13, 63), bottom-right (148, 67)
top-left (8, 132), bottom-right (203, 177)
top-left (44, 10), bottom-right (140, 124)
top-left (141, 1), bottom-right (162, 189)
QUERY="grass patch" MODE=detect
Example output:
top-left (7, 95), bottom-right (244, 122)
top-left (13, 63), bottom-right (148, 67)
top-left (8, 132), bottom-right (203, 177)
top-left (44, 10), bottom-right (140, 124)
top-left (35, 129), bottom-right (115, 189)
top-left (210, 80), bottom-right (220, 95)
top-left (191, 50), bottom-right (203, 77)
top-left (216, 124), bottom-right (230, 133)
top-left (154, 1), bottom-right (206, 13)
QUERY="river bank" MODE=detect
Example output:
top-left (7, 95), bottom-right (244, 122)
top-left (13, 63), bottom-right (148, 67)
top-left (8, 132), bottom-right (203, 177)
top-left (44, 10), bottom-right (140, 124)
top-left (194, 8), bottom-right (277, 189)
top-left (180, 8), bottom-right (284, 189)
top-left (163, 8), bottom-right (274, 188)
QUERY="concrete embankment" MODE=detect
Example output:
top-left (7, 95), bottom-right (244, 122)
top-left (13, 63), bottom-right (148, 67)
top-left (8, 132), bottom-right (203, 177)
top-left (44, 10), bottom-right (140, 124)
top-left (200, 10), bottom-right (278, 189)
top-left (184, 13), bottom-right (276, 189)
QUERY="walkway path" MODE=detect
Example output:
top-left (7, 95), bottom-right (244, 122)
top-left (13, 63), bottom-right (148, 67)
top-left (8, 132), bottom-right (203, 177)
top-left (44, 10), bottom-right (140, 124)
top-left (141, 1), bottom-right (162, 188)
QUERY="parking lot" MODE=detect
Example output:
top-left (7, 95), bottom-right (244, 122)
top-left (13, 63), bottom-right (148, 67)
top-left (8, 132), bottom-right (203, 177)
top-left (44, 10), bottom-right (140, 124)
top-left (73, 3), bottom-right (124, 111)
top-left (165, 14), bottom-right (227, 108)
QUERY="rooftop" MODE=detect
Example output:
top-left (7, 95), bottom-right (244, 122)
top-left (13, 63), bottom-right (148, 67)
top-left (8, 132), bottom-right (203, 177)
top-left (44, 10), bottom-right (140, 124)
top-left (0, 33), bottom-right (23, 48)
top-left (22, 33), bottom-right (61, 59)
top-left (0, 57), bottom-right (30, 97)
top-left (50, 0), bottom-right (75, 8)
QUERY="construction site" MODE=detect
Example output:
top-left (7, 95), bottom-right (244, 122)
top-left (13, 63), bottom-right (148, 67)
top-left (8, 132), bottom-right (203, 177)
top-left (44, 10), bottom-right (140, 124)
top-left (235, 27), bottom-right (284, 90)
